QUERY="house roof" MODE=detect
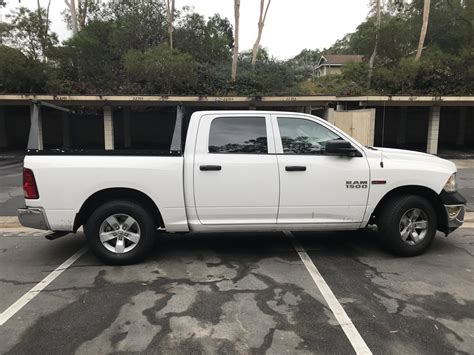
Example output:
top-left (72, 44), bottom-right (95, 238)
top-left (318, 54), bottom-right (364, 67)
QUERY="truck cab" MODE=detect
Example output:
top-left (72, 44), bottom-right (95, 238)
top-left (18, 110), bottom-right (466, 264)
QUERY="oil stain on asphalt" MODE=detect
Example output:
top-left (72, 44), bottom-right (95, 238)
top-left (4, 233), bottom-right (354, 354)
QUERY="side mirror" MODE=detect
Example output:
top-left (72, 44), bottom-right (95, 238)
top-left (325, 139), bottom-right (360, 157)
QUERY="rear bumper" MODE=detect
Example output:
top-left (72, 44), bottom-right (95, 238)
top-left (17, 207), bottom-right (50, 230)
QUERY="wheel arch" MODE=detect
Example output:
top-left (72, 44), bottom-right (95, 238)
top-left (370, 185), bottom-right (448, 233)
top-left (73, 188), bottom-right (163, 232)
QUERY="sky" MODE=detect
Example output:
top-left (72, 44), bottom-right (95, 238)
top-left (2, 0), bottom-right (370, 59)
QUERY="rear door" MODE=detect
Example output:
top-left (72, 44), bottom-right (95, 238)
top-left (193, 113), bottom-right (279, 225)
top-left (272, 114), bottom-right (370, 225)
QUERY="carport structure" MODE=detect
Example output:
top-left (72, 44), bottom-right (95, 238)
top-left (0, 94), bottom-right (473, 155)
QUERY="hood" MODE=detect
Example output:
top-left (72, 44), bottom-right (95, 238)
top-left (373, 147), bottom-right (457, 173)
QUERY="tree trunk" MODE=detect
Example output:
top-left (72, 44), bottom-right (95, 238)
top-left (251, 0), bottom-right (271, 67)
top-left (368, 0), bottom-right (381, 88)
top-left (166, 0), bottom-right (175, 49)
top-left (415, 0), bottom-right (430, 61)
top-left (36, 0), bottom-right (52, 61)
top-left (78, 0), bottom-right (87, 31)
top-left (231, 0), bottom-right (240, 81)
top-left (64, 0), bottom-right (79, 36)
top-left (232, 0), bottom-right (240, 81)
top-left (45, 0), bottom-right (51, 31)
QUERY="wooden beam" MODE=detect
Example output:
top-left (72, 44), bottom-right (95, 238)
top-left (0, 94), bottom-right (473, 107)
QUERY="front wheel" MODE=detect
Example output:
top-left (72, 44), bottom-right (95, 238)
top-left (378, 195), bottom-right (437, 256)
top-left (84, 200), bottom-right (157, 264)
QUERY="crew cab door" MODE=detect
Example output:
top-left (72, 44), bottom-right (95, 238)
top-left (272, 114), bottom-right (370, 225)
top-left (193, 114), bottom-right (279, 225)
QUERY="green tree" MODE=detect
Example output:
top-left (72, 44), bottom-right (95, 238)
top-left (1, 0), bottom-right (473, 96)
top-left (2, 6), bottom-right (57, 61)
top-left (63, 0), bottom-right (100, 35)
top-left (53, 20), bottom-right (124, 93)
top-left (0, 45), bottom-right (49, 92)
top-left (173, 12), bottom-right (233, 63)
top-left (123, 44), bottom-right (198, 94)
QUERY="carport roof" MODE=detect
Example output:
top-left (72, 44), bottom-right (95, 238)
top-left (0, 94), bottom-right (473, 107)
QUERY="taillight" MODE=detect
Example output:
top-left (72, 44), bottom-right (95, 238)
top-left (23, 168), bottom-right (39, 199)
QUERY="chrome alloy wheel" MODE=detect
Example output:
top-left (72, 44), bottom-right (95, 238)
top-left (399, 208), bottom-right (429, 246)
top-left (99, 214), bottom-right (141, 253)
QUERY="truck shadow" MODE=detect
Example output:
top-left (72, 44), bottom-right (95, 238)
top-left (151, 228), bottom-right (460, 261)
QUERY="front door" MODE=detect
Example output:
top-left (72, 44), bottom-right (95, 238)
top-left (273, 115), bottom-right (370, 225)
top-left (193, 114), bottom-right (279, 225)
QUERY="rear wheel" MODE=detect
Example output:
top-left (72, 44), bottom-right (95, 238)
top-left (84, 200), bottom-right (156, 264)
top-left (378, 195), bottom-right (437, 256)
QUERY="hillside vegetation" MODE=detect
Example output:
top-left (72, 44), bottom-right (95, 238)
top-left (0, 0), bottom-right (472, 95)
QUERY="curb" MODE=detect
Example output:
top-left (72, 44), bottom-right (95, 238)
top-left (2, 213), bottom-right (474, 229)
top-left (0, 216), bottom-right (21, 228)
top-left (466, 212), bottom-right (474, 223)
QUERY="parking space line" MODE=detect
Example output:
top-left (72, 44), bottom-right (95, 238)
top-left (0, 246), bottom-right (87, 326)
top-left (284, 231), bottom-right (372, 355)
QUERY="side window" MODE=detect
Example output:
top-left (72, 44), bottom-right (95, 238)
top-left (278, 117), bottom-right (341, 154)
top-left (209, 117), bottom-right (267, 154)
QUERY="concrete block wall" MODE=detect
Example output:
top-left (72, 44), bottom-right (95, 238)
top-left (426, 106), bottom-right (440, 154)
top-left (103, 107), bottom-right (114, 150)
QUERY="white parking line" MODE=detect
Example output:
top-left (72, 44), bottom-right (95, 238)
top-left (284, 231), bottom-right (372, 355)
top-left (0, 246), bottom-right (87, 326)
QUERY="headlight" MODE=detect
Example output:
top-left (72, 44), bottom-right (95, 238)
top-left (444, 173), bottom-right (457, 193)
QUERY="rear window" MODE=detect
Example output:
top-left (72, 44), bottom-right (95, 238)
top-left (208, 117), bottom-right (267, 154)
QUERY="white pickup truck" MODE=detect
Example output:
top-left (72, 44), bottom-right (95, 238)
top-left (18, 110), bottom-right (466, 264)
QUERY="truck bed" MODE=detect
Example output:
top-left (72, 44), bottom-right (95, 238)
top-left (23, 155), bottom-right (188, 232)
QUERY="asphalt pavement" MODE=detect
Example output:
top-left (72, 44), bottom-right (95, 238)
top-left (0, 228), bottom-right (472, 354)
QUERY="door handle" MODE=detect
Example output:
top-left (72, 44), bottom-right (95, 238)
top-left (200, 165), bottom-right (222, 171)
top-left (285, 166), bottom-right (306, 172)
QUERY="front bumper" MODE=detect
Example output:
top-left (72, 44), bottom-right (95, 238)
top-left (444, 204), bottom-right (465, 230)
top-left (440, 191), bottom-right (467, 232)
top-left (17, 207), bottom-right (50, 230)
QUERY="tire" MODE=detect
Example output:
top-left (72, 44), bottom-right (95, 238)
top-left (378, 194), bottom-right (437, 257)
top-left (84, 199), bottom-right (157, 265)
